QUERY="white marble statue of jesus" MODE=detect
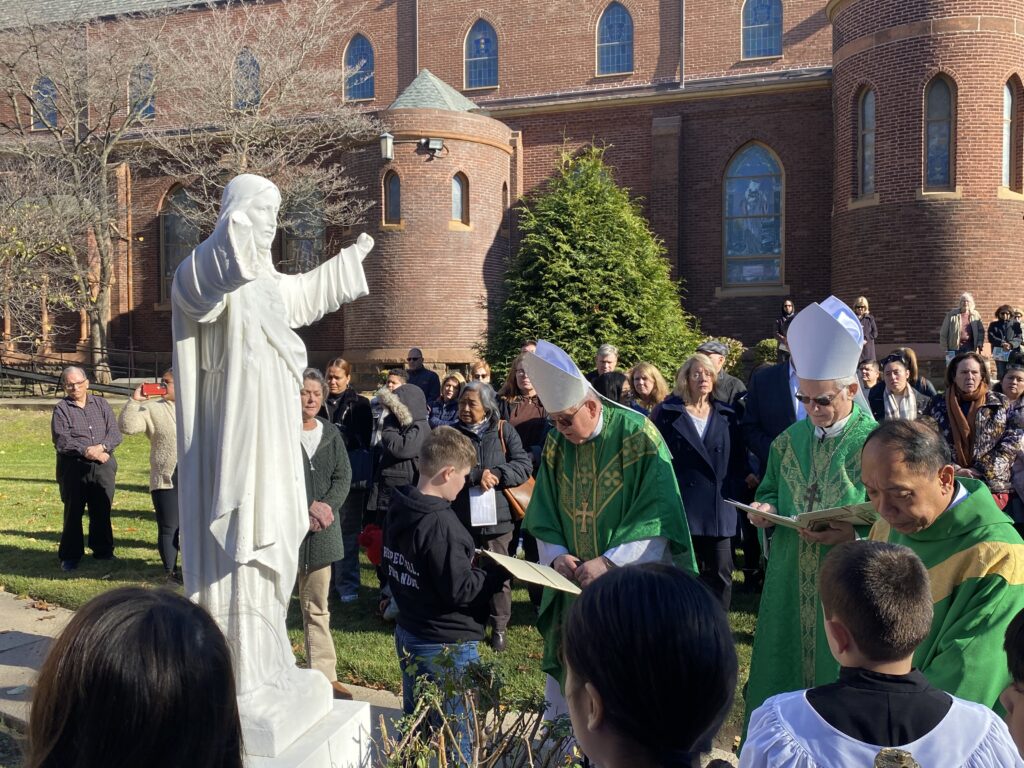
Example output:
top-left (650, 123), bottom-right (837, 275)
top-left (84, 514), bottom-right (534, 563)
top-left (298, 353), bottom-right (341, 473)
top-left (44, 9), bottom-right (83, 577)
top-left (171, 173), bottom-right (372, 757)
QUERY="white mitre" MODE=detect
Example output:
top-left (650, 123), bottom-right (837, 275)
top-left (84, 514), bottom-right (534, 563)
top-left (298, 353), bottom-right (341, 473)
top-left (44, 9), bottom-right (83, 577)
top-left (788, 295), bottom-right (864, 381)
top-left (522, 339), bottom-right (592, 413)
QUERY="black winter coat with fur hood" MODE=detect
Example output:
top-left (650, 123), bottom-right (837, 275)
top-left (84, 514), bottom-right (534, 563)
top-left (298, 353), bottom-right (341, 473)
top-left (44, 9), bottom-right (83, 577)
top-left (367, 384), bottom-right (429, 514)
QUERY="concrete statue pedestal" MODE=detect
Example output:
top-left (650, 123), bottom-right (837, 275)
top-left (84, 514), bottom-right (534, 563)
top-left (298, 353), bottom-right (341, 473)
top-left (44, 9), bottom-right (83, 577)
top-left (247, 700), bottom-right (372, 768)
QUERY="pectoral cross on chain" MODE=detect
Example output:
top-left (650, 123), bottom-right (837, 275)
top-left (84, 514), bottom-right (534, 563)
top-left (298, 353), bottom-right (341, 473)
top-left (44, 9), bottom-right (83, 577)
top-left (576, 500), bottom-right (596, 534)
top-left (805, 482), bottom-right (820, 515)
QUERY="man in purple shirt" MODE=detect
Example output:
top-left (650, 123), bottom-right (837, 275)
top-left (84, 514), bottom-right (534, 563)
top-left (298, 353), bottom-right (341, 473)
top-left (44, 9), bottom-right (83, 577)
top-left (51, 366), bottom-right (122, 571)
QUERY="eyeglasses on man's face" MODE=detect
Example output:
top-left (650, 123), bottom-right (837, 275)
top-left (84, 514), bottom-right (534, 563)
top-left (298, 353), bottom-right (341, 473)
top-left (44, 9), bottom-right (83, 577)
top-left (548, 402), bottom-right (585, 428)
top-left (406, 356), bottom-right (421, 362)
top-left (64, 379), bottom-right (87, 389)
top-left (795, 390), bottom-right (845, 407)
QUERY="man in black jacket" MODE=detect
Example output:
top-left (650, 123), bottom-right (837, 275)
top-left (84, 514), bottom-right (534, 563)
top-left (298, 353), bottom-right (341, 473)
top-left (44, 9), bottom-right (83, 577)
top-left (384, 426), bottom-right (506, 763)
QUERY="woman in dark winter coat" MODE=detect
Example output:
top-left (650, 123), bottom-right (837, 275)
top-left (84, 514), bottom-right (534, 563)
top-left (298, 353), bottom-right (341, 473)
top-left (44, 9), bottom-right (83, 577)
top-left (323, 357), bottom-right (372, 602)
top-left (653, 354), bottom-right (746, 610)
top-left (297, 368), bottom-right (353, 699)
top-left (853, 296), bottom-right (878, 364)
top-left (452, 381), bottom-right (532, 652)
top-left (868, 352), bottom-right (933, 422)
top-left (429, 373), bottom-right (465, 429)
top-left (988, 305), bottom-right (1023, 378)
top-left (367, 382), bottom-right (429, 521)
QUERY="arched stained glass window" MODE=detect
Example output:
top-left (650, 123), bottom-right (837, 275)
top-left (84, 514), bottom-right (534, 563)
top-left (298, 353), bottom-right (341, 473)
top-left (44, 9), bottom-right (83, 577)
top-left (452, 173), bottom-right (469, 223)
top-left (858, 88), bottom-right (876, 197)
top-left (465, 20), bottom-right (498, 88)
top-left (32, 76), bottom-right (58, 130)
top-left (723, 144), bottom-right (783, 286)
top-left (233, 48), bottom-right (261, 111)
top-left (597, 3), bottom-right (633, 75)
top-left (159, 186), bottom-right (201, 302)
top-left (742, 0), bottom-right (783, 59)
top-left (129, 63), bottom-right (155, 120)
top-left (925, 76), bottom-right (955, 189)
top-left (345, 35), bottom-right (375, 100)
top-left (384, 171), bottom-right (401, 225)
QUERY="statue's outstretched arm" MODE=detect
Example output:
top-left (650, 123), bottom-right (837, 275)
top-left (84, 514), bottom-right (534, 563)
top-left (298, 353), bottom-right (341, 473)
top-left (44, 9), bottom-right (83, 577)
top-left (281, 233), bottom-right (373, 328)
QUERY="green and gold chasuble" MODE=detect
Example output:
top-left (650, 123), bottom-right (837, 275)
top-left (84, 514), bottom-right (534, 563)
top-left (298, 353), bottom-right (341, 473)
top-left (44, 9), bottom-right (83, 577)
top-left (743, 403), bottom-right (876, 734)
top-left (870, 478), bottom-right (1024, 712)
top-left (524, 402), bottom-right (695, 687)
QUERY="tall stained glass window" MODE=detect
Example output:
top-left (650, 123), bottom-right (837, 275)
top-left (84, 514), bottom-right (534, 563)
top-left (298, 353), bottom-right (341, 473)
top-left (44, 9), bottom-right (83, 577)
top-left (859, 88), bottom-right (876, 197)
top-left (597, 3), bottom-right (633, 75)
top-left (742, 0), bottom-right (783, 59)
top-left (925, 76), bottom-right (954, 189)
top-left (345, 35), bottom-right (375, 100)
top-left (724, 144), bottom-right (783, 286)
top-left (465, 20), bottom-right (498, 88)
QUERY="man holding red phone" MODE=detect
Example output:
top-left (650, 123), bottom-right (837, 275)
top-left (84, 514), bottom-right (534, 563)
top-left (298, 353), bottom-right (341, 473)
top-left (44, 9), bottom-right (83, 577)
top-left (51, 366), bottom-right (122, 572)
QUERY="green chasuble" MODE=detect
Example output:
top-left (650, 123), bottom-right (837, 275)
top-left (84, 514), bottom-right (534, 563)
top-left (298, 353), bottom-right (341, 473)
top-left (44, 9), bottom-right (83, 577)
top-left (524, 402), bottom-right (695, 687)
top-left (870, 478), bottom-right (1024, 712)
top-left (743, 403), bottom-right (876, 734)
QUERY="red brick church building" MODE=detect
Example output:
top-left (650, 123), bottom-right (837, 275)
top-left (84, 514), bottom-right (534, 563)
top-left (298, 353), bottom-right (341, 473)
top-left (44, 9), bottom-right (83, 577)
top-left (6, 0), bottom-right (1024, 375)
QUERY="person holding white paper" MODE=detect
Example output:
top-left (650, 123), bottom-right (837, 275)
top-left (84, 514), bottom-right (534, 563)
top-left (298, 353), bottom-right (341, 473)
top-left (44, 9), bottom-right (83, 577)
top-left (451, 381), bottom-right (532, 652)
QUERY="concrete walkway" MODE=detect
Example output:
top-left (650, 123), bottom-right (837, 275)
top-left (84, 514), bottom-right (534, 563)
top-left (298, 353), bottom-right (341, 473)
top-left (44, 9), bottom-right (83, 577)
top-left (0, 589), bottom-right (403, 737)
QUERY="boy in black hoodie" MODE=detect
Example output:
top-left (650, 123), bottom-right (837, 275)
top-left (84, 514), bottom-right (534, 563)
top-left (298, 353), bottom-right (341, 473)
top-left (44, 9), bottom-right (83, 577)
top-left (384, 426), bottom-right (506, 764)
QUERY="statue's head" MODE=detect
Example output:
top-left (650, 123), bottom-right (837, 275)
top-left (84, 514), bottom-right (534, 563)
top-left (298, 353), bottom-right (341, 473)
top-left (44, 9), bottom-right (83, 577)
top-left (219, 174), bottom-right (281, 254)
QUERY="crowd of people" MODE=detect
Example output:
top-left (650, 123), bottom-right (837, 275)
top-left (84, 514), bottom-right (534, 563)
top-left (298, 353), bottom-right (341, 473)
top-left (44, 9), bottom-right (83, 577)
top-left (39, 289), bottom-right (1024, 766)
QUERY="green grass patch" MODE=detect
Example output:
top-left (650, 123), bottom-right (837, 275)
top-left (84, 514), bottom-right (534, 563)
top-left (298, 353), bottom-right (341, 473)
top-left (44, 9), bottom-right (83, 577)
top-left (0, 408), bottom-right (754, 747)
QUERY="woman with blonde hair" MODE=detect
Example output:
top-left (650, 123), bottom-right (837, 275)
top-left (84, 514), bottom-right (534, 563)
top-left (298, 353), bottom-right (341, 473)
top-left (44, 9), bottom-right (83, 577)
top-left (652, 354), bottom-right (746, 609)
top-left (853, 296), bottom-right (878, 364)
top-left (629, 361), bottom-right (669, 416)
top-left (939, 292), bottom-right (984, 354)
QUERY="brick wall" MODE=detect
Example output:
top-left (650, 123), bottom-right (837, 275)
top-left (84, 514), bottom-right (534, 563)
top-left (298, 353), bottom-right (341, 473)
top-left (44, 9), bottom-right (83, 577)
top-left (832, 0), bottom-right (1024, 353)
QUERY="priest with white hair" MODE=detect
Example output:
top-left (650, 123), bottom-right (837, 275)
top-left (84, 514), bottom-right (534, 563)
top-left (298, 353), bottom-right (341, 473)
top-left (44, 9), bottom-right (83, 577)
top-left (521, 340), bottom-right (695, 720)
top-left (743, 296), bottom-right (878, 736)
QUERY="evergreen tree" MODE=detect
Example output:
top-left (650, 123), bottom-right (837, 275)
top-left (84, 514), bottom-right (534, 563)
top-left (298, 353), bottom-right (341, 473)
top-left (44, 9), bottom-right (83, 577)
top-left (487, 146), bottom-right (701, 379)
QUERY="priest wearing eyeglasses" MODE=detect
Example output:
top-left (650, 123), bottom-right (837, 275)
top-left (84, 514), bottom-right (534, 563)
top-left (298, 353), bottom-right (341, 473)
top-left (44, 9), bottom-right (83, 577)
top-left (743, 296), bottom-right (877, 737)
top-left (521, 340), bottom-right (695, 723)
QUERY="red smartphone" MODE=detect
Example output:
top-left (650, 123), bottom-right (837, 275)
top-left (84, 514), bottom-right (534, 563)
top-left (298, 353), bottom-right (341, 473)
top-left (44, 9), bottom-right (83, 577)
top-left (141, 382), bottom-right (168, 397)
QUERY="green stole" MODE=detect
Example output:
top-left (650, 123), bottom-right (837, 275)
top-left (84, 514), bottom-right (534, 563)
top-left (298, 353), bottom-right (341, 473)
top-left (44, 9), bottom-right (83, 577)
top-left (743, 403), bottom-right (876, 734)
top-left (524, 402), bottom-right (695, 686)
top-left (871, 478), bottom-right (1024, 712)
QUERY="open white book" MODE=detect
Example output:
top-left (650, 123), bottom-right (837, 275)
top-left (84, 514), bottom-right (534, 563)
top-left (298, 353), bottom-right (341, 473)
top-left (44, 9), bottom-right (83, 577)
top-left (477, 549), bottom-right (582, 595)
top-left (726, 499), bottom-right (878, 532)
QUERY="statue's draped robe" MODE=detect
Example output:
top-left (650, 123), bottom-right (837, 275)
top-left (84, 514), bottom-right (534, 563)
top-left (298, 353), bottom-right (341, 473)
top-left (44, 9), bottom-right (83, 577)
top-left (743, 404), bottom-right (875, 734)
top-left (172, 207), bottom-right (368, 696)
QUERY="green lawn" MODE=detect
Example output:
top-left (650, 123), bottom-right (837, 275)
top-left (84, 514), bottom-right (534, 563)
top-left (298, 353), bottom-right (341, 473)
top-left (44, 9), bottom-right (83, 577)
top-left (0, 408), bottom-right (756, 745)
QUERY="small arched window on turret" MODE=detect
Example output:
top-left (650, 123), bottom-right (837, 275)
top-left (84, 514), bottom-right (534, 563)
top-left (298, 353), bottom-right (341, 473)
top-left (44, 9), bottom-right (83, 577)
top-left (857, 87), bottom-right (876, 198)
top-left (924, 75), bottom-right (955, 190)
top-left (1003, 80), bottom-right (1021, 192)
top-left (384, 171), bottom-right (401, 225)
top-left (452, 173), bottom-right (469, 225)
top-left (741, 0), bottom-right (782, 60)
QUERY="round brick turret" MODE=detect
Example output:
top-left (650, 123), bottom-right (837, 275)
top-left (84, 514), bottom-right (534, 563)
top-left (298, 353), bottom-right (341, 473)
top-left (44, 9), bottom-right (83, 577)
top-left (829, 0), bottom-right (1024, 358)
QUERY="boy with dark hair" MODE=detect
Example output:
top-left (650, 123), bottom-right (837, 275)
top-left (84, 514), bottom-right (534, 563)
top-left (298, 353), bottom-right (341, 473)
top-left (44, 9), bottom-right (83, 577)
top-left (742, 540), bottom-right (1022, 767)
top-left (384, 426), bottom-right (507, 763)
top-left (1002, 608), bottom-right (1024, 756)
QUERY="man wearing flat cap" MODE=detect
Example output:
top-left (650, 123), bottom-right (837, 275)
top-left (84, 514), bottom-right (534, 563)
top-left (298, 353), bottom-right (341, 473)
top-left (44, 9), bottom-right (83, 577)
top-left (522, 340), bottom-right (695, 720)
top-left (698, 339), bottom-right (747, 410)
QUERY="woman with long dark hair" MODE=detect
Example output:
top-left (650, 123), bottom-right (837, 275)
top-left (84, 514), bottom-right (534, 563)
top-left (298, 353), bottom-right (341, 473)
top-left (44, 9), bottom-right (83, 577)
top-left (26, 588), bottom-right (243, 768)
top-left (563, 564), bottom-right (737, 768)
